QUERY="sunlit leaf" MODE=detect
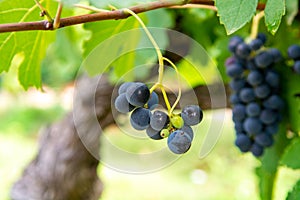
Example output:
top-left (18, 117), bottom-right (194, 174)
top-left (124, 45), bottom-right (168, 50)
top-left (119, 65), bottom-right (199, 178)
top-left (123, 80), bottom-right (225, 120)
top-left (264, 0), bottom-right (285, 34)
top-left (215, 0), bottom-right (258, 34)
top-left (0, 0), bottom-right (56, 89)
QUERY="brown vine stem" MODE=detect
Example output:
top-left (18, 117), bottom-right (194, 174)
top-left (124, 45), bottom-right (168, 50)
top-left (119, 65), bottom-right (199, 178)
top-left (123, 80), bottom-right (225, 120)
top-left (0, 0), bottom-right (214, 33)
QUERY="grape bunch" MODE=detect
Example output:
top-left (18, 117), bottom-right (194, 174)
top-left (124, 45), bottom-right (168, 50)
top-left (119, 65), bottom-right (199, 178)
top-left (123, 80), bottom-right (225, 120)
top-left (287, 44), bottom-right (300, 74)
top-left (226, 34), bottom-right (284, 157)
top-left (114, 82), bottom-right (203, 154)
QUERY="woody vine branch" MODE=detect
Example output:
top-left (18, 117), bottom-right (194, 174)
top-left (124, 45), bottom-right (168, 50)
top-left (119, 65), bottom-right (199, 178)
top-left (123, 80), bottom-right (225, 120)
top-left (0, 0), bottom-right (265, 33)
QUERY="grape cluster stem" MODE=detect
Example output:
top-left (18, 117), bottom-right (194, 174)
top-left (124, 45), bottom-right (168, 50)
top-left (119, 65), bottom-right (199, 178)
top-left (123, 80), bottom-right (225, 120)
top-left (250, 11), bottom-right (265, 40)
top-left (34, 0), bottom-right (53, 23)
top-left (123, 8), bottom-right (182, 117)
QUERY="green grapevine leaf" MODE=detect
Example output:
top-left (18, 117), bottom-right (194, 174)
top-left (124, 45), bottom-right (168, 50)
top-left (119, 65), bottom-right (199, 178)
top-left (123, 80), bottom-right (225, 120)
top-left (286, 0), bottom-right (298, 25)
top-left (286, 180), bottom-right (300, 200)
top-left (215, 0), bottom-right (258, 34)
top-left (280, 138), bottom-right (300, 169)
top-left (0, 0), bottom-right (56, 89)
top-left (18, 31), bottom-right (55, 89)
top-left (264, 0), bottom-right (286, 34)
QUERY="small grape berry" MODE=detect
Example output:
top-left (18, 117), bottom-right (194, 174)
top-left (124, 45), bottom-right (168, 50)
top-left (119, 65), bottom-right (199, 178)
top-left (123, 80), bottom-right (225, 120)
top-left (130, 107), bottom-right (151, 130)
top-left (167, 129), bottom-right (192, 154)
top-left (126, 82), bottom-right (150, 107)
top-left (181, 105), bottom-right (203, 126)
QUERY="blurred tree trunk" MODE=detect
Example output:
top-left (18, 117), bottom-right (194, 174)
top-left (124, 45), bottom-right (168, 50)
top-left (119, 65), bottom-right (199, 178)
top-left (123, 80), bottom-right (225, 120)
top-left (10, 73), bottom-right (230, 200)
top-left (10, 75), bottom-right (114, 200)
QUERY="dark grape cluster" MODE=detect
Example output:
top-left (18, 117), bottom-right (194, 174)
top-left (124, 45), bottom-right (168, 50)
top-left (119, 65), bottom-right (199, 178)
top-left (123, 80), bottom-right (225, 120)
top-left (114, 82), bottom-right (203, 154)
top-left (287, 44), bottom-right (300, 74)
top-left (226, 34), bottom-right (284, 157)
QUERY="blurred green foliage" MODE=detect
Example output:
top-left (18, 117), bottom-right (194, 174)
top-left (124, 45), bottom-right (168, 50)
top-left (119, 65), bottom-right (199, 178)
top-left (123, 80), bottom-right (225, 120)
top-left (41, 28), bottom-right (82, 88)
top-left (0, 105), bottom-right (64, 136)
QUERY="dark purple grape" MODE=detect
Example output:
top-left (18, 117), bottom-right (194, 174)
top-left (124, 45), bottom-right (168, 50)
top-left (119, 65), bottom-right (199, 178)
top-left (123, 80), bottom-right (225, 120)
top-left (288, 44), bottom-right (300, 60)
top-left (263, 95), bottom-right (284, 110)
top-left (239, 88), bottom-right (255, 103)
top-left (254, 52), bottom-right (273, 68)
top-left (130, 107), bottom-right (151, 130)
top-left (226, 63), bottom-right (244, 78)
top-left (228, 36), bottom-right (243, 53)
top-left (250, 143), bottom-right (264, 157)
top-left (293, 60), bottom-right (300, 74)
top-left (229, 78), bottom-right (246, 91)
top-left (243, 117), bottom-right (262, 135)
top-left (236, 43), bottom-right (251, 59)
top-left (146, 126), bottom-right (163, 140)
top-left (265, 123), bottom-right (279, 135)
top-left (118, 82), bottom-right (134, 94)
top-left (246, 102), bottom-right (261, 117)
top-left (230, 94), bottom-right (241, 104)
top-left (249, 39), bottom-right (263, 50)
top-left (147, 92), bottom-right (159, 110)
top-left (126, 82), bottom-right (150, 107)
top-left (235, 134), bottom-right (252, 152)
top-left (167, 130), bottom-right (192, 154)
top-left (114, 93), bottom-right (135, 113)
top-left (257, 33), bottom-right (267, 44)
top-left (260, 109), bottom-right (278, 125)
top-left (232, 104), bottom-right (246, 122)
top-left (234, 121), bottom-right (244, 132)
top-left (247, 70), bottom-right (263, 86)
top-left (268, 48), bottom-right (282, 63)
top-left (180, 125), bottom-right (194, 140)
top-left (265, 70), bottom-right (280, 88)
top-left (150, 110), bottom-right (169, 131)
top-left (181, 105), bottom-right (203, 126)
top-left (254, 133), bottom-right (274, 147)
top-left (246, 59), bottom-right (258, 70)
top-left (254, 84), bottom-right (271, 99)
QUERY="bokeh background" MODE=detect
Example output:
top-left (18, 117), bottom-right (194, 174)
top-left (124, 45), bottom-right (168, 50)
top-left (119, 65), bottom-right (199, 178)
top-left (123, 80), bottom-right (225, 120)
top-left (1, 5), bottom-right (300, 200)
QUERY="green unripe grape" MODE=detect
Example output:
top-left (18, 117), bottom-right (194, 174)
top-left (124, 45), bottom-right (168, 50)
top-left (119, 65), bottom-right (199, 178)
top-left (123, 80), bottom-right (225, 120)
top-left (160, 129), bottom-right (170, 138)
top-left (170, 115), bottom-right (184, 129)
